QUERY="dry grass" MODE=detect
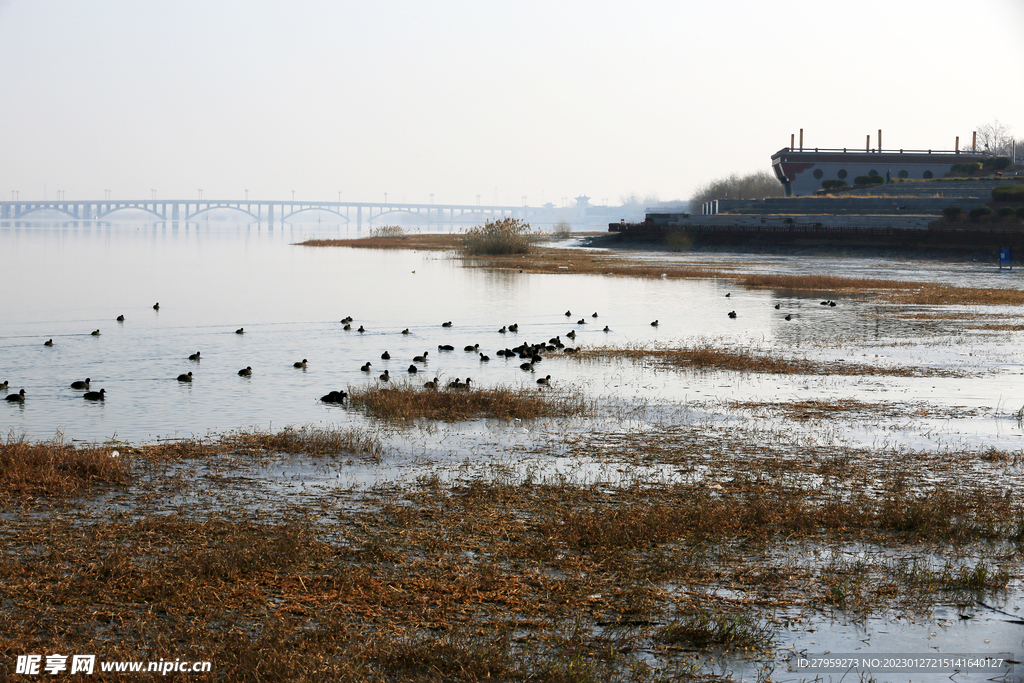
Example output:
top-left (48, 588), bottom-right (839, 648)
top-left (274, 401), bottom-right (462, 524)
top-left (347, 381), bottom-right (589, 421)
top-left (296, 233), bottom-right (462, 250)
top-left (0, 434), bottom-right (129, 502)
top-left (576, 343), bottom-right (957, 377)
top-left (300, 233), bottom-right (1024, 305)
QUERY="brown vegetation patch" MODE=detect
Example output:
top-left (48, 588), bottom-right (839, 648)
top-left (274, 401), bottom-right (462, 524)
top-left (0, 436), bottom-right (129, 502)
top-left (300, 233), bottom-right (1024, 305)
top-left (577, 343), bottom-right (955, 377)
top-left (296, 233), bottom-right (462, 250)
top-left (347, 382), bottom-right (589, 421)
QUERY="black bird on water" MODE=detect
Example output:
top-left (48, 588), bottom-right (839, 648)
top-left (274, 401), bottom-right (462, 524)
top-left (189, 351), bottom-right (201, 361)
top-left (537, 375), bottom-right (551, 385)
top-left (321, 390), bottom-right (347, 404)
top-left (650, 320), bottom-right (659, 327)
top-left (6, 389), bottom-right (26, 402)
top-left (236, 328), bottom-right (244, 334)
top-left (381, 351), bottom-right (391, 360)
top-left (413, 351), bottom-right (429, 362)
top-left (785, 314), bottom-right (792, 321)
top-left (358, 326), bottom-right (365, 332)
top-left (238, 366), bottom-right (252, 376)
top-left (728, 311), bottom-right (737, 319)
top-left (84, 388), bottom-right (106, 401)
top-left (177, 372), bottom-right (193, 382)
top-left (408, 364), bottom-right (418, 373)
top-left (44, 339), bottom-right (54, 346)
top-left (379, 369), bottom-right (390, 381)
top-left (441, 321), bottom-right (453, 327)
top-left (153, 303), bottom-right (160, 310)
top-left (91, 329), bottom-right (100, 336)
top-left (565, 310), bottom-right (572, 317)
top-left (294, 359), bottom-right (308, 368)
top-left (71, 378), bottom-right (91, 389)
top-left (117, 315), bottom-right (125, 322)
top-left (402, 328), bottom-right (410, 334)
top-left (360, 362), bottom-right (372, 371)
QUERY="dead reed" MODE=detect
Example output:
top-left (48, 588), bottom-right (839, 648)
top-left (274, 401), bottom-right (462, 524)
top-left (347, 381), bottom-right (589, 421)
top-left (576, 342), bottom-right (955, 377)
top-left (0, 434), bottom-right (129, 501)
top-left (295, 233), bottom-right (462, 251)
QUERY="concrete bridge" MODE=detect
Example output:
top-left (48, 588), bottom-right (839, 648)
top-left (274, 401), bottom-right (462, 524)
top-left (0, 199), bottom-right (531, 227)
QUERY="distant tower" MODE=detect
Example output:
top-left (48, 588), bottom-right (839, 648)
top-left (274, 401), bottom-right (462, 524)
top-left (574, 195), bottom-right (591, 208)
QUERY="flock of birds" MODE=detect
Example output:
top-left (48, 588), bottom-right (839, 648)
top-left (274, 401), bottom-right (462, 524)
top-left (4, 295), bottom-right (828, 406)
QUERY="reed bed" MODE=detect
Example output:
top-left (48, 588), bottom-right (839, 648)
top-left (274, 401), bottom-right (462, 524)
top-left (347, 381), bottom-right (589, 421)
top-left (0, 434), bottom-right (129, 501)
top-left (301, 233), bottom-right (1024, 305)
top-left (575, 342), bottom-right (956, 377)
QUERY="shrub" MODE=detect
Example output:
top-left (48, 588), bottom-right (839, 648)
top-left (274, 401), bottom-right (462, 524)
top-left (690, 170), bottom-right (785, 205)
top-left (549, 220), bottom-right (573, 240)
top-left (854, 175), bottom-right (883, 186)
top-left (369, 225), bottom-right (405, 238)
top-left (989, 157), bottom-right (1012, 171)
top-left (992, 184), bottom-right (1024, 202)
top-left (998, 206), bottom-right (1018, 218)
top-left (461, 217), bottom-right (534, 256)
top-left (1018, 207), bottom-right (1024, 220)
top-left (665, 229), bottom-right (693, 252)
top-left (969, 206), bottom-right (995, 221)
top-left (821, 179), bottom-right (847, 191)
top-left (951, 162), bottom-right (984, 175)
top-left (942, 206), bottom-right (964, 219)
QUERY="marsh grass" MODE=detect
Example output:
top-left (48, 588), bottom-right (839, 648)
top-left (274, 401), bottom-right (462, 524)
top-left (655, 611), bottom-right (774, 651)
top-left (0, 434), bottom-right (129, 501)
top-left (369, 224), bottom-right (404, 238)
top-left (461, 217), bottom-right (535, 256)
top-left (302, 233), bottom-right (1024, 305)
top-left (347, 381), bottom-right (589, 421)
top-left (576, 343), bottom-right (955, 377)
top-left (136, 425), bottom-right (384, 463)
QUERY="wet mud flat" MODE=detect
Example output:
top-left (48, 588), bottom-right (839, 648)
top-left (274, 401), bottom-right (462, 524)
top-left (3, 389), bottom-right (1023, 682)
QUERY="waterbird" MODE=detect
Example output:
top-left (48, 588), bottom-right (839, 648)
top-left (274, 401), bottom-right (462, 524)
top-left (381, 351), bottom-right (391, 360)
top-left (498, 326), bottom-right (507, 333)
top-left (402, 328), bottom-right (410, 335)
top-left (725, 293), bottom-right (731, 297)
top-left (343, 324), bottom-right (351, 330)
top-left (424, 377), bottom-right (439, 390)
top-left (577, 319), bottom-right (586, 325)
top-left (189, 351), bottom-right (201, 361)
top-left (603, 326), bottom-right (610, 332)
top-left (71, 378), bottom-right (91, 389)
top-left (84, 388), bottom-right (106, 401)
top-left (774, 304), bottom-right (780, 310)
top-left (116, 315), bottom-right (125, 322)
top-left (177, 372), bottom-right (193, 382)
top-left (44, 339), bottom-right (53, 346)
top-left (0, 381), bottom-right (7, 390)
top-left (5, 389), bottom-right (25, 402)
top-left (341, 316), bottom-right (353, 323)
top-left (294, 359), bottom-right (308, 368)
top-left (357, 326), bottom-right (365, 332)
top-left (238, 366), bottom-right (252, 376)
top-left (321, 390), bottom-right (347, 404)
top-left (379, 369), bottom-right (390, 381)
top-left (91, 329), bottom-right (100, 336)
top-left (566, 330), bottom-right (576, 339)
top-left (464, 344), bottom-right (479, 352)
top-left (537, 375), bottom-right (551, 385)
top-left (592, 312), bottom-right (598, 317)
top-left (520, 362), bottom-right (534, 371)
top-left (508, 323), bottom-right (518, 332)
top-left (407, 364), bottom-right (418, 373)
top-left (829, 301), bottom-right (837, 307)
top-left (785, 314), bottom-right (792, 321)
top-left (565, 310), bottom-right (571, 316)
top-left (441, 321), bottom-right (453, 327)
top-left (479, 353), bottom-right (490, 361)
top-left (728, 311), bottom-right (737, 319)
top-left (564, 347), bottom-right (577, 354)
top-left (650, 320), bottom-right (659, 327)
top-left (236, 328), bottom-right (244, 334)
top-left (360, 362), bottom-right (372, 371)
top-left (413, 351), bottom-right (429, 362)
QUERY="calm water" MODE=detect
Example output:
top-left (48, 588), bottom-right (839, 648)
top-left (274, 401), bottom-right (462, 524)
top-left (3, 220), bottom-right (1024, 449)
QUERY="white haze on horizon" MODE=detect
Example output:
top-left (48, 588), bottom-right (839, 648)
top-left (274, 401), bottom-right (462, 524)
top-left (0, 0), bottom-right (1022, 206)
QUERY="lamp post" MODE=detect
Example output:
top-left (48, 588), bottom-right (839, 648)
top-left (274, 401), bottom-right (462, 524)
top-left (291, 190), bottom-right (295, 202)
top-left (384, 192), bottom-right (388, 204)
top-left (245, 189), bottom-right (249, 201)
top-left (151, 189), bottom-right (156, 200)
top-left (198, 189), bottom-right (203, 200)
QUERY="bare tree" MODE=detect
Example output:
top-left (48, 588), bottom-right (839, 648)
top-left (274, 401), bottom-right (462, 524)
top-left (971, 119), bottom-right (1015, 156)
top-left (690, 171), bottom-right (784, 205)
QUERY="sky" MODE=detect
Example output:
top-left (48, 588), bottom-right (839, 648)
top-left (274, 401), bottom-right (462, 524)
top-left (1, 0), bottom-right (1022, 206)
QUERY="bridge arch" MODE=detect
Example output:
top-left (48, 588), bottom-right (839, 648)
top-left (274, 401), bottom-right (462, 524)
top-left (96, 205), bottom-right (166, 221)
top-left (186, 206), bottom-right (261, 222)
top-left (12, 206), bottom-right (80, 220)
top-left (280, 207), bottom-right (351, 223)
top-left (366, 208), bottom-right (431, 223)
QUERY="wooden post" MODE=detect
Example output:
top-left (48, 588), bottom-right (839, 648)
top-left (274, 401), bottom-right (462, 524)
top-left (799, 129), bottom-right (803, 151)
top-left (878, 129), bottom-right (882, 151)
top-left (790, 133), bottom-right (794, 150)
top-left (972, 131), bottom-right (977, 151)
top-left (955, 136), bottom-right (959, 153)
top-left (866, 135), bottom-right (870, 152)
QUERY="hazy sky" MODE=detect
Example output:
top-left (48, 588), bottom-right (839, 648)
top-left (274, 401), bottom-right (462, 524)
top-left (1, 0), bottom-right (1022, 206)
